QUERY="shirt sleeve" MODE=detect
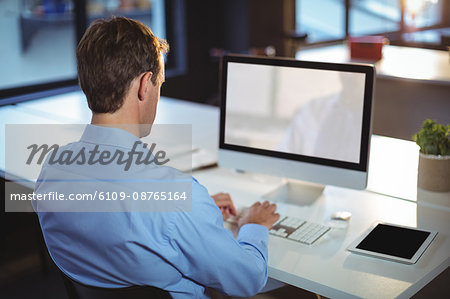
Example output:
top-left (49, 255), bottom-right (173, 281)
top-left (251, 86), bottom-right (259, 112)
top-left (163, 180), bottom-right (269, 297)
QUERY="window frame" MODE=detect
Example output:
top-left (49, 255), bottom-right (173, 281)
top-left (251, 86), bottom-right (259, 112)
top-left (296, 0), bottom-right (449, 49)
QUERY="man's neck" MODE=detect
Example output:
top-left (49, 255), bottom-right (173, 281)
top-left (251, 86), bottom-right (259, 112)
top-left (91, 113), bottom-right (142, 137)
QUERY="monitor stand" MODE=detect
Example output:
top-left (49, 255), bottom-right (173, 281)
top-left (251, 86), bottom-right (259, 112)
top-left (262, 179), bottom-right (325, 206)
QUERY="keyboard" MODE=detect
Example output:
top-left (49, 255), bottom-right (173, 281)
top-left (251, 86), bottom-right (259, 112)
top-left (269, 216), bottom-right (330, 245)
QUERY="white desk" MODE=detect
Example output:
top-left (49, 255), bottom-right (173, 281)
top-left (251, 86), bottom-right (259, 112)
top-left (0, 91), bottom-right (220, 177)
top-left (194, 167), bottom-right (449, 298)
top-left (296, 44), bottom-right (450, 141)
top-left (1, 92), bottom-right (449, 298)
top-left (296, 44), bottom-right (450, 85)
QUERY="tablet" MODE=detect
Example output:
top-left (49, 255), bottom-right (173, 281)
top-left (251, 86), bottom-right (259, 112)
top-left (347, 222), bottom-right (437, 264)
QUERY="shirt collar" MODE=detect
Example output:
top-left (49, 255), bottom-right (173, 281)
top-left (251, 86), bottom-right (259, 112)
top-left (80, 124), bottom-right (141, 150)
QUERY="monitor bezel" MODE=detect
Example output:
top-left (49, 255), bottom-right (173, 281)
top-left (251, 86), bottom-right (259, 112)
top-left (219, 54), bottom-right (375, 172)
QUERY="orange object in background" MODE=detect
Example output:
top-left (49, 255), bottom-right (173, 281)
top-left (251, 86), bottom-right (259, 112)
top-left (348, 36), bottom-right (387, 61)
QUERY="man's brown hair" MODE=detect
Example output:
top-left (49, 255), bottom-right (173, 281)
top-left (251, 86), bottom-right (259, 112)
top-left (76, 17), bottom-right (169, 113)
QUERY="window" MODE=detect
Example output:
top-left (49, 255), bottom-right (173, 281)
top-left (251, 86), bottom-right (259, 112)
top-left (0, 0), bottom-right (185, 104)
top-left (403, 0), bottom-right (442, 28)
top-left (350, 0), bottom-right (401, 36)
top-left (296, 0), bottom-right (346, 42)
top-left (296, 0), bottom-right (448, 45)
top-left (86, 0), bottom-right (166, 38)
top-left (0, 0), bottom-right (77, 90)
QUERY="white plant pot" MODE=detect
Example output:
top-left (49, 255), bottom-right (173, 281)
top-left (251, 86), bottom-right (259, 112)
top-left (417, 153), bottom-right (450, 192)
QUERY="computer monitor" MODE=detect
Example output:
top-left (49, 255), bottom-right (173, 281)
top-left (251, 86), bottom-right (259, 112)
top-left (218, 55), bottom-right (375, 203)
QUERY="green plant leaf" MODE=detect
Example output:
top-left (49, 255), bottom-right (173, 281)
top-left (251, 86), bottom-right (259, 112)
top-left (413, 119), bottom-right (450, 156)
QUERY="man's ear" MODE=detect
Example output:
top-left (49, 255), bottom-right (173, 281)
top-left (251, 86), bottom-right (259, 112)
top-left (138, 72), bottom-right (153, 101)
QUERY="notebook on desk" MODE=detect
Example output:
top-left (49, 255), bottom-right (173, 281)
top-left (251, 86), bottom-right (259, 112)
top-left (166, 146), bottom-right (217, 172)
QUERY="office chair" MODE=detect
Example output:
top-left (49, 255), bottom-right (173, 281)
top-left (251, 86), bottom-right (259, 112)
top-left (58, 268), bottom-right (172, 299)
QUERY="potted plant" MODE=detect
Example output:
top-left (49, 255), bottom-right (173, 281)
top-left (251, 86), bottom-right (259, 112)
top-left (413, 119), bottom-right (450, 192)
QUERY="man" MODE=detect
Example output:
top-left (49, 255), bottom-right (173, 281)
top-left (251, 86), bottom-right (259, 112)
top-left (278, 72), bottom-right (364, 163)
top-left (34, 17), bottom-right (279, 298)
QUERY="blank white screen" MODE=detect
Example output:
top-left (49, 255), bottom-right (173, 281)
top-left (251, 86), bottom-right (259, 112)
top-left (225, 62), bottom-right (366, 164)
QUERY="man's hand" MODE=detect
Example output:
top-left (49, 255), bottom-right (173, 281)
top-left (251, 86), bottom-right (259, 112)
top-left (212, 193), bottom-right (237, 221)
top-left (238, 201), bottom-right (279, 230)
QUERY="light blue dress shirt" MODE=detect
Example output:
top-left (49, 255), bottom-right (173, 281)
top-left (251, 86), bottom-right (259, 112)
top-left (34, 125), bottom-right (269, 298)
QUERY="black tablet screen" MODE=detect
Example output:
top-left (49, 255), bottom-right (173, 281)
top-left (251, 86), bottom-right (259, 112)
top-left (356, 224), bottom-right (431, 259)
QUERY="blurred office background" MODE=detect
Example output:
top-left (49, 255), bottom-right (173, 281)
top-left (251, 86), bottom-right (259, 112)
top-left (1, 0), bottom-right (449, 298)
top-left (1, 0), bottom-right (449, 103)
top-left (0, 0), bottom-right (165, 90)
